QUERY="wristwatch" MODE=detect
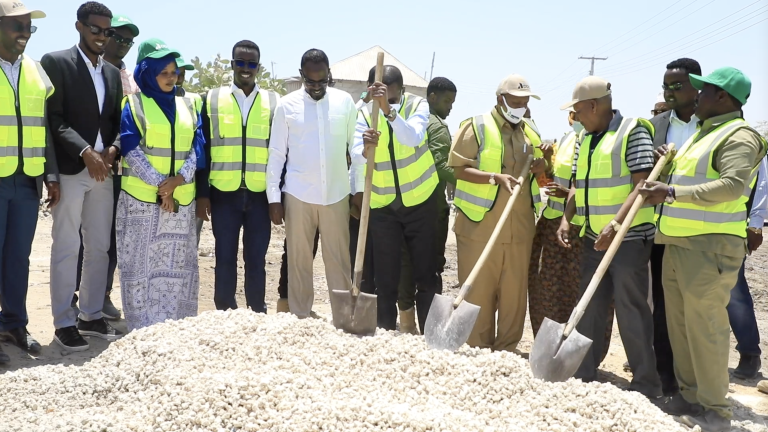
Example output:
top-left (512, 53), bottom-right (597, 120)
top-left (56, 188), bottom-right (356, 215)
top-left (665, 186), bottom-right (676, 204)
top-left (385, 107), bottom-right (397, 122)
top-left (489, 173), bottom-right (496, 185)
top-left (610, 220), bottom-right (621, 232)
top-left (747, 227), bottom-right (762, 235)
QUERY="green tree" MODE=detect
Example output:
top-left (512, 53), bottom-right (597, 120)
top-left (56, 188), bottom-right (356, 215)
top-left (184, 53), bottom-right (287, 96)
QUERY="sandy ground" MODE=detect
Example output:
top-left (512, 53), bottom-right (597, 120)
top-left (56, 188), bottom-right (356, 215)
top-left (1, 207), bottom-right (767, 428)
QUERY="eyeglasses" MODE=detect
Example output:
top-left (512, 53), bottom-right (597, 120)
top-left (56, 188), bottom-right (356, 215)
top-left (233, 59), bottom-right (258, 69)
top-left (661, 82), bottom-right (684, 91)
top-left (0, 19), bottom-right (37, 34)
top-left (111, 33), bottom-right (134, 47)
top-left (302, 76), bottom-right (329, 87)
top-left (81, 22), bottom-right (115, 37)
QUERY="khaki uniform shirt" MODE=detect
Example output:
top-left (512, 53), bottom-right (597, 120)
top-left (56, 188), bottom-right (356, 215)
top-left (657, 111), bottom-right (768, 258)
top-left (448, 108), bottom-right (535, 244)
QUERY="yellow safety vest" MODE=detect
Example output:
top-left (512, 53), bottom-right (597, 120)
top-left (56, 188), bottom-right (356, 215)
top-left (182, 91), bottom-right (202, 115)
top-left (542, 130), bottom-right (585, 225)
top-left (453, 112), bottom-right (542, 222)
top-left (122, 93), bottom-right (197, 205)
top-left (360, 93), bottom-right (438, 208)
top-left (522, 121), bottom-right (543, 216)
top-left (658, 118), bottom-right (767, 238)
top-left (575, 117), bottom-right (656, 236)
top-left (206, 87), bottom-right (277, 192)
top-left (0, 55), bottom-right (53, 178)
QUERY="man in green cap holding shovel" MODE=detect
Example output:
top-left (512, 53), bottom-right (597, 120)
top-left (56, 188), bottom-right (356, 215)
top-left (641, 66), bottom-right (767, 432)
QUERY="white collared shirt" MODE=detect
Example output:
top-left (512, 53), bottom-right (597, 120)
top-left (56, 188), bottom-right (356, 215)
top-left (0, 55), bottom-right (21, 95)
top-left (267, 87), bottom-right (360, 205)
top-left (77, 45), bottom-right (106, 153)
top-left (231, 83), bottom-right (260, 126)
top-left (667, 110), bottom-right (699, 153)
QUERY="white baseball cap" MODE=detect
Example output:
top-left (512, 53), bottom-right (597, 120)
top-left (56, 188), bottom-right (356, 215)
top-left (0, 0), bottom-right (45, 19)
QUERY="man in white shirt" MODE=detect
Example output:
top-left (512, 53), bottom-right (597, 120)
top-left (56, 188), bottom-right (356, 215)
top-left (196, 40), bottom-right (279, 313)
top-left (352, 65), bottom-right (440, 333)
top-left (267, 49), bottom-right (360, 318)
top-left (649, 57), bottom-right (702, 396)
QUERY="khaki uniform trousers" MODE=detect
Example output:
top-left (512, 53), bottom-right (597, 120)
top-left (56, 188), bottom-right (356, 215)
top-left (663, 244), bottom-right (741, 419)
top-left (457, 234), bottom-right (531, 351)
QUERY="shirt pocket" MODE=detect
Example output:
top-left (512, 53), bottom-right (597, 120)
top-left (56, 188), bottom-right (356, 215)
top-left (328, 115), bottom-right (348, 140)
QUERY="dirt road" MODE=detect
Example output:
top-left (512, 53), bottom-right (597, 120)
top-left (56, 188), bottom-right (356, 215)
top-left (2, 210), bottom-right (766, 428)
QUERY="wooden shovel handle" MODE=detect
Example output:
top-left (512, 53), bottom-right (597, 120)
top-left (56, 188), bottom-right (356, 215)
top-left (563, 142), bottom-right (676, 337)
top-left (351, 52), bottom-right (385, 296)
top-left (454, 155), bottom-right (534, 307)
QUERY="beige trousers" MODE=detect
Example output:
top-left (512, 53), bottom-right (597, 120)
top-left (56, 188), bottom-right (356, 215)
top-left (284, 193), bottom-right (351, 318)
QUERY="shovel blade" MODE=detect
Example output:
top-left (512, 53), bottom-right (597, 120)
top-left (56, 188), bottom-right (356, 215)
top-left (330, 289), bottom-right (377, 337)
top-left (529, 317), bottom-right (593, 382)
top-left (424, 294), bottom-right (481, 351)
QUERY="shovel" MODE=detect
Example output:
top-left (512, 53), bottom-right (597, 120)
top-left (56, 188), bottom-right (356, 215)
top-left (330, 52), bottom-right (385, 337)
top-left (425, 155), bottom-right (534, 351)
top-left (530, 143), bottom-right (676, 382)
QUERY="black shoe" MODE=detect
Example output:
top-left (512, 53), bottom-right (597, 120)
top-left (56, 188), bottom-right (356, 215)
top-left (732, 355), bottom-right (761, 380)
top-left (77, 318), bottom-right (123, 341)
top-left (102, 294), bottom-right (122, 320)
top-left (651, 393), bottom-right (704, 417)
top-left (0, 345), bottom-right (9, 364)
top-left (54, 326), bottom-right (89, 352)
top-left (4, 327), bottom-right (41, 354)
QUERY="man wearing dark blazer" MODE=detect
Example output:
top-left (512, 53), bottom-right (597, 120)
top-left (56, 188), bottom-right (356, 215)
top-left (41, 1), bottom-right (123, 352)
top-left (649, 57), bottom-right (701, 396)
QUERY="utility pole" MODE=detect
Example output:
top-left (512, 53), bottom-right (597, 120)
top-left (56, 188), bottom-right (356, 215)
top-left (578, 56), bottom-right (608, 76)
top-left (428, 52), bottom-right (435, 81)
top-left (271, 61), bottom-right (276, 77)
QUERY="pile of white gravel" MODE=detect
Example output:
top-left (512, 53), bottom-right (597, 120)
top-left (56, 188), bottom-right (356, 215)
top-left (0, 310), bottom-right (756, 431)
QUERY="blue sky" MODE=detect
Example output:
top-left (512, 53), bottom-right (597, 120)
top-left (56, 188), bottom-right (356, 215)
top-left (28, 0), bottom-right (768, 140)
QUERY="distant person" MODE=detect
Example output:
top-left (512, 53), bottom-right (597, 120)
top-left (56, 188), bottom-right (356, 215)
top-left (0, 0), bottom-right (58, 362)
top-left (652, 92), bottom-right (670, 117)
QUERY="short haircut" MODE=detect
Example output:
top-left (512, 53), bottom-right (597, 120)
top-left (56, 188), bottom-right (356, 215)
top-left (301, 49), bottom-right (329, 68)
top-left (367, 66), bottom-right (376, 85)
top-left (232, 40), bottom-right (261, 59)
top-left (666, 58), bottom-right (702, 76)
top-left (427, 77), bottom-right (457, 96)
top-left (382, 65), bottom-right (403, 87)
top-left (76, 2), bottom-right (112, 22)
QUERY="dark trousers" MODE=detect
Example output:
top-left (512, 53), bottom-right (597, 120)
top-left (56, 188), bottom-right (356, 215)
top-left (650, 243), bottom-right (678, 395)
top-left (368, 191), bottom-right (439, 331)
top-left (727, 259), bottom-right (762, 357)
top-left (277, 229), bottom-right (319, 300)
top-left (0, 173), bottom-right (40, 331)
top-left (76, 174), bottom-right (120, 296)
top-left (210, 187), bottom-right (271, 312)
top-left (575, 237), bottom-right (662, 398)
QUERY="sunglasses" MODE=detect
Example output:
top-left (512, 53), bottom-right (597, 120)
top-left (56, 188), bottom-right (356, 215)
top-left (111, 33), bottom-right (134, 47)
top-left (233, 59), bottom-right (258, 69)
top-left (81, 22), bottom-right (115, 37)
top-left (302, 76), bottom-right (329, 87)
top-left (0, 19), bottom-right (36, 34)
top-left (661, 82), bottom-right (685, 91)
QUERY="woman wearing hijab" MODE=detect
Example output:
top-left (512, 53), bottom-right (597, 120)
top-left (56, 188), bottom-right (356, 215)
top-left (115, 39), bottom-right (204, 331)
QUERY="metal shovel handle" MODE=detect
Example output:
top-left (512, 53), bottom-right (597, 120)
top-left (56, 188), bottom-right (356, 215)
top-left (351, 52), bottom-right (385, 296)
top-left (454, 155), bottom-right (534, 307)
top-left (563, 143), bottom-right (676, 337)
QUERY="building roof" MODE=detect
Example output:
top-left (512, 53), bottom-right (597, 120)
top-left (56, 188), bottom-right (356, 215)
top-left (329, 45), bottom-right (429, 88)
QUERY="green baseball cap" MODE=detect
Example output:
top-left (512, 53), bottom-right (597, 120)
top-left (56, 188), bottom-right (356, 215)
top-left (111, 14), bottom-right (139, 37)
top-left (176, 56), bottom-right (195, 71)
top-left (689, 67), bottom-right (752, 105)
top-left (136, 38), bottom-right (181, 64)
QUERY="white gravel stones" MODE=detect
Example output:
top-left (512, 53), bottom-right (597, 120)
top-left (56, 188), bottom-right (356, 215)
top-left (0, 310), bottom-right (760, 431)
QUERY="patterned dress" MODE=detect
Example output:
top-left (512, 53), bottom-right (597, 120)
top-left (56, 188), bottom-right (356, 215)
top-left (115, 147), bottom-right (199, 332)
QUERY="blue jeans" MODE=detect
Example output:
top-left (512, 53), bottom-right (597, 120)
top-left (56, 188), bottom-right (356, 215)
top-left (210, 187), bottom-right (271, 312)
top-left (0, 173), bottom-right (40, 331)
top-left (726, 259), bottom-right (762, 356)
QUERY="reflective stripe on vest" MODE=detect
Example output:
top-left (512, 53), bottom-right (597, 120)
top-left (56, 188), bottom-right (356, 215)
top-left (542, 130), bottom-right (584, 225)
top-left (575, 117), bottom-right (656, 236)
top-left (658, 119), bottom-right (767, 238)
top-left (122, 94), bottom-right (196, 205)
top-left (454, 112), bottom-right (541, 222)
top-left (360, 93), bottom-right (438, 208)
top-left (0, 55), bottom-right (53, 178)
top-left (207, 87), bottom-right (277, 192)
top-left (523, 122), bottom-right (543, 216)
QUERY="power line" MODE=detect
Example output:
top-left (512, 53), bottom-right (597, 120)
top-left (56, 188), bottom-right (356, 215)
top-left (579, 56), bottom-right (608, 75)
top-left (587, 0), bottom-right (687, 54)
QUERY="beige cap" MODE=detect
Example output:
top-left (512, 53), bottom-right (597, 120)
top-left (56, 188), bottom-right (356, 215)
top-left (496, 74), bottom-right (540, 100)
top-left (560, 76), bottom-right (612, 110)
top-left (0, 0), bottom-right (45, 18)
